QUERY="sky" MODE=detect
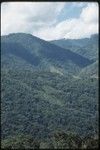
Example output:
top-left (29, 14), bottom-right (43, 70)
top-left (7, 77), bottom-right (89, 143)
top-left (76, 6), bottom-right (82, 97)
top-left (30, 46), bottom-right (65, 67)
top-left (1, 2), bottom-right (99, 41)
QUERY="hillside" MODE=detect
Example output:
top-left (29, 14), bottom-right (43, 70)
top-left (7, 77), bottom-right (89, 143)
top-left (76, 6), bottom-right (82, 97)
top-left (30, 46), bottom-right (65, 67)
top-left (79, 61), bottom-right (98, 78)
top-left (1, 33), bottom-right (93, 75)
top-left (51, 34), bottom-right (98, 61)
top-left (1, 33), bottom-right (99, 149)
top-left (1, 69), bottom-right (98, 139)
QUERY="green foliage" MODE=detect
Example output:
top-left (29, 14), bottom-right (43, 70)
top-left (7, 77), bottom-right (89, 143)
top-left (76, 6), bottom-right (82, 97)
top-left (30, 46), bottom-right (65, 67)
top-left (1, 69), bottom-right (98, 140)
top-left (79, 61), bottom-right (98, 78)
top-left (1, 33), bottom-right (99, 149)
top-left (1, 134), bottom-right (40, 149)
top-left (1, 132), bottom-right (98, 149)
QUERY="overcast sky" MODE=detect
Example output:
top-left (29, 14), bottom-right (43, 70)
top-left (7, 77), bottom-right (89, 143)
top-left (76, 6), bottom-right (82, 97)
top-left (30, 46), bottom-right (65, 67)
top-left (1, 2), bottom-right (99, 41)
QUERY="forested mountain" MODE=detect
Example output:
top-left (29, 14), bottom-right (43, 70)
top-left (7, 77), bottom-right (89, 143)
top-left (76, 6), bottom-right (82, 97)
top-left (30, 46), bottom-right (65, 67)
top-left (51, 34), bottom-right (98, 61)
top-left (1, 33), bottom-right (99, 149)
top-left (79, 61), bottom-right (98, 78)
top-left (1, 69), bottom-right (99, 148)
top-left (1, 33), bottom-right (93, 75)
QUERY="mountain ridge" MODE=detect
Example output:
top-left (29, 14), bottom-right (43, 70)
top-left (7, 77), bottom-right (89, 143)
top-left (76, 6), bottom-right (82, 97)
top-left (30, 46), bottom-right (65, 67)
top-left (1, 33), bottom-right (94, 75)
top-left (51, 34), bottom-right (98, 61)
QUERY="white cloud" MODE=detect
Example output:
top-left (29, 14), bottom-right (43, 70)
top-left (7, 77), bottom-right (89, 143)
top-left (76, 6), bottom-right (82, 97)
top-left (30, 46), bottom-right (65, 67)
top-left (80, 3), bottom-right (98, 23)
top-left (1, 2), bottom-right (65, 35)
top-left (72, 2), bottom-right (88, 8)
top-left (34, 3), bottom-right (98, 40)
top-left (1, 2), bottom-right (99, 40)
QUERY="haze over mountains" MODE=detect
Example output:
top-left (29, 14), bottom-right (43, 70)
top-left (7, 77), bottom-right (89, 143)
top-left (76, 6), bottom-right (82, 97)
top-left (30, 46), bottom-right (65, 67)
top-left (1, 33), bottom-right (99, 149)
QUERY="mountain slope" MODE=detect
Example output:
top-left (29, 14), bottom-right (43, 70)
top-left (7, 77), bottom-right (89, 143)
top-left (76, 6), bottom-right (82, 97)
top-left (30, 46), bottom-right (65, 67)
top-left (1, 33), bottom-right (99, 148)
top-left (1, 68), bottom-right (98, 140)
top-left (79, 61), bottom-right (98, 78)
top-left (1, 33), bottom-right (93, 75)
top-left (1, 42), bottom-right (40, 66)
top-left (51, 34), bottom-right (98, 61)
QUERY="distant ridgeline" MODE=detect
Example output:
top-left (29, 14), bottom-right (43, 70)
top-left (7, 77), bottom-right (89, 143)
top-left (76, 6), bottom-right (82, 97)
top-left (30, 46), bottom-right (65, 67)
top-left (51, 34), bottom-right (98, 61)
top-left (1, 33), bottom-right (95, 75)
